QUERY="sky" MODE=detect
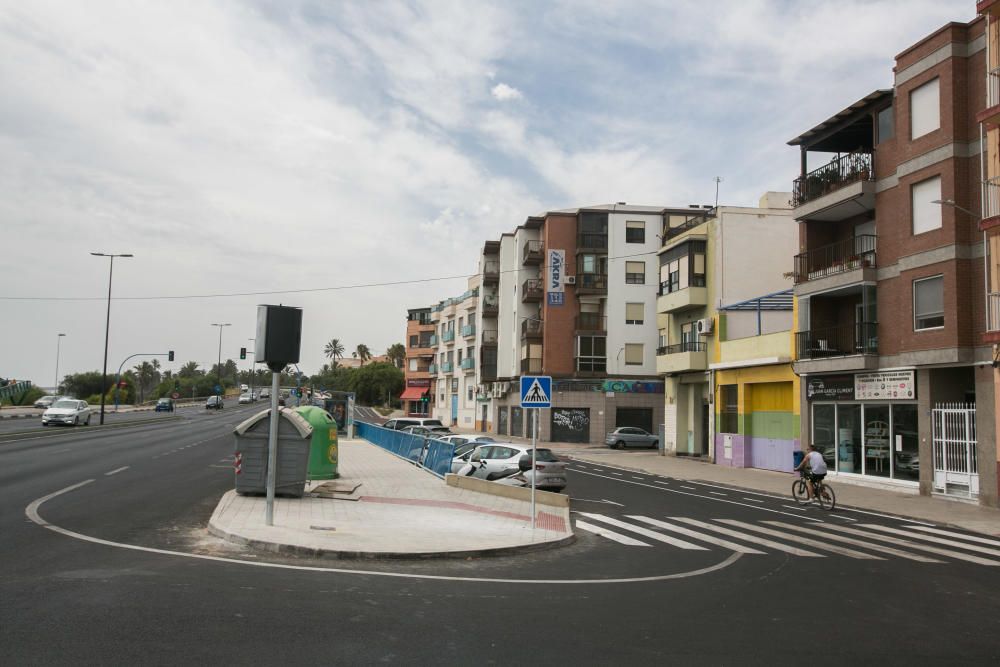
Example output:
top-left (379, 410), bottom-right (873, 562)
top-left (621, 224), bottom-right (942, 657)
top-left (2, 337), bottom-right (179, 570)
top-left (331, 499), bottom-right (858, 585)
top-left (0, 0), bottom-right (974, 386)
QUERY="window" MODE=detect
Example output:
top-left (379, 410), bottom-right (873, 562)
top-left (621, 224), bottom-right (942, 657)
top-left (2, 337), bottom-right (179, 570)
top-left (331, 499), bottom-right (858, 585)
top-left (625, 221), bottom-right (645, 243)
top-left (659, 241), bottom-right (706, 294)
top-left (577, 336), bottom-right (607, 372)
top-left (624, 343), bottom-right (643, 365)
top-left (457, 350), bottom-right (462, 363)
top-left (625, 261), bottom-right (645, 284)
top-left (914, 275), bottom-right (944, 330)
top-left (719, 385), bottom-right (738, 434)
top-left (408, 359), bottom-right (418, 371)
top-left (911, 176), bottom-right (942, 235)
top-left (680, 321), bottom-right (699, 351)
top-left (910, 78), bottom-right (940, 140)
top-left (467, 386), bottom-right (473, 401)
top-left (451, 378), bottom-right (459, 391)
top-left (877, 105), bottom-right (894, 144)
top-left (625, 302), bottom-right (644, 325)
top-left (409, 335), bottom-right (418, 348)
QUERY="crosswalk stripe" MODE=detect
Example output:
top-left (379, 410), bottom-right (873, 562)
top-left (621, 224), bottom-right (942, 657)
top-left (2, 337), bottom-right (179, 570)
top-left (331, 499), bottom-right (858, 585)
top-left (716, 520), bottom-right (884, 560)
top-left (859, 524), bottom-right (1000, 557)
top-left (903, 525), bottom-right (1000, 549)
top-left (762, 522), bottom-right (942, 563)
top-left (823, 524), bottom-right (1000, 566)
top-left (628, 517), bottom-right (767, 555)
top-left (578, 513), bottom-right (709, 550)
top-left (668, 518), bottom-right (825, 557)
top-left (574, 520), bottom-right (651, 546)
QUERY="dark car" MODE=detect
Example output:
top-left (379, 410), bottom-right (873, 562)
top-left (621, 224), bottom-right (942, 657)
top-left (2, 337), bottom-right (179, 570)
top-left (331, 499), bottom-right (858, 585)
top-left (205, 395), bottom-right (224, 410)
top-left (155, 398), bottom-right (174, 412)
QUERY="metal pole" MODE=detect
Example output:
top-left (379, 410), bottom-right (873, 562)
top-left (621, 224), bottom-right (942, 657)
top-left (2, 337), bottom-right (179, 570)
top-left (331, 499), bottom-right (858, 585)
top-left (265, 370), bottom-right (280, 525)
top-left (531, 407), bottom-right (537, 530)
top-left (99, 256), bottom-right (114, 426)
top-left (54, 333), bottom-right (65, 395)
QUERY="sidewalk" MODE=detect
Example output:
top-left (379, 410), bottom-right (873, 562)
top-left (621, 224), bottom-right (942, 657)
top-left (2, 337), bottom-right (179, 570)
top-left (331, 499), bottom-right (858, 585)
top-left (209, 438), bottom-right (573, 558)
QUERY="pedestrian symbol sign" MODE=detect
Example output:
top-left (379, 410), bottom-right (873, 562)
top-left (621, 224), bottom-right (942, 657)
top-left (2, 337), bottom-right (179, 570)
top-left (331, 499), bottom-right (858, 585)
top-left (520, 375), bottom-right (552, 408)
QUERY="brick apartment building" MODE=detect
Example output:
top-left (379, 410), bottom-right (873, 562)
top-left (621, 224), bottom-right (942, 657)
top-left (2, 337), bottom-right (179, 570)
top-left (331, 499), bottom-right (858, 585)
top-left (791, 15), bottom-right (997, 506)
top-left (401, 307), bottom-right (435, 416)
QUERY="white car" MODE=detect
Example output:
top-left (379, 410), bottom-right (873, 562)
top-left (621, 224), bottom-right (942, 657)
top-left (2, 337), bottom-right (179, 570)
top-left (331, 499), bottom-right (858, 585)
top-left (459, 443), bottom-right (568, 491)
top-left (238, 393), bottom-right (253, 404)
top-left (42, 398), bottom-right (92, 426)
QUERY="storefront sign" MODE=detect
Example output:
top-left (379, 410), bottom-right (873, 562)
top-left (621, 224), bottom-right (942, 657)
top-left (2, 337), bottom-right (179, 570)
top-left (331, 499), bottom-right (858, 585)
top-left (602, 380), bottom-right (664, 394)
top-left (547, 249), bottom-right (565, 306)
top-left (854, 370), bottom-right (915, 400)
top-left (407, 379), bottom-right (431, 387)
top-left (805, 375), bottom-right (855, 401)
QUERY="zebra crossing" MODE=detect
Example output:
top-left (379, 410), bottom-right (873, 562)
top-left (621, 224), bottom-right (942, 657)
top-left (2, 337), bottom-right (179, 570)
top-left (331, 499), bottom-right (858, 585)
top-left (574, 512), bottom-right (1000, 566)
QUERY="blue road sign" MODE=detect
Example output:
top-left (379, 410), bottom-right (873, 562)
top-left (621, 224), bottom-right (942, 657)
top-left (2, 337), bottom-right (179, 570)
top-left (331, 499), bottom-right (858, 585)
top-left (214, 384), bottom-right (222, 394)
top-left (520, 375), bottom-right (552, 408)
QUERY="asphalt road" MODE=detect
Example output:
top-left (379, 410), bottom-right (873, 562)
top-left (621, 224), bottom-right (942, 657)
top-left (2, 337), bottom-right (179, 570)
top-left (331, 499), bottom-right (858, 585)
top-left (3, 411), bottom-right (998, 665)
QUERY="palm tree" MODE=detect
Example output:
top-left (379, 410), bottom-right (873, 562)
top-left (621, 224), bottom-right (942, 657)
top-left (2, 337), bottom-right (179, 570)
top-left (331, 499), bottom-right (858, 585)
top-left (179, 361), bottom-right (200, 378)
top-left (355, 344), bottom-right (371, 366)
top-left (386, 343), bottom-right (405, 368)
top-left (324, 338), bottom-right (344, 363)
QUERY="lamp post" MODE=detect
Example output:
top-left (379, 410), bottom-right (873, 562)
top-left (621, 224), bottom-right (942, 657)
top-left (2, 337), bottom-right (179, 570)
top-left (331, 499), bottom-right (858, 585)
top-left (54, 333), bottom-right (66, 394)
top-left (91, 252), bottom-right (133, 425)
top-left (211, 323), bottom-right (231, 398)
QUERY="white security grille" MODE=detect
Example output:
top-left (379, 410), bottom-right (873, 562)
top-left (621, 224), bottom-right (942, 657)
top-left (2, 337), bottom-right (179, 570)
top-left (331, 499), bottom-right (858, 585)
top-left (932, 403), bottom-right (978, 498)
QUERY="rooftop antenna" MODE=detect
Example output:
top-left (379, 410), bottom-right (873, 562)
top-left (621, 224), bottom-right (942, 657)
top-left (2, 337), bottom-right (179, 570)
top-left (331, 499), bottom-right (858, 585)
top-left (714, 176), bottom-right (723, 209)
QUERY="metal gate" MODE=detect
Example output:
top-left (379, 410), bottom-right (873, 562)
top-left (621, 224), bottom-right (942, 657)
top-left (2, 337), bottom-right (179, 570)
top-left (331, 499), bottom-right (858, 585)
top-left (932, 403), bottom-right (978, 498)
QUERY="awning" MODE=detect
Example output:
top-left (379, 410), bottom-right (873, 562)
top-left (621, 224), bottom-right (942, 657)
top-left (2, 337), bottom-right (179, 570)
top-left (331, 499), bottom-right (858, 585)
top-left (400, 387), bottom-right (428, 400)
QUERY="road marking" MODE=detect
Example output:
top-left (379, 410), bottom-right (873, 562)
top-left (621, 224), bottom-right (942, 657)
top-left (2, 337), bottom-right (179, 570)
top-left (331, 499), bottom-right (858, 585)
top-left (611, 472), bottom-right (623, 476)
top-left (831, 515), bottom-right (857, 521)
top-left (762, 522), bottom-right (942, 563)
top-left (905, 525), bottom-right (1000, 548)
top-left (670, 518), bottom-right (826, 557)
top-left (742, 497), bottom-right (764, 503)
top-left (631, 476), bottom-right (645, 480)
top-left (780, 505), bottom-right (807, 512)
top-left (104, 466), bottom-right (129, 476)
top-left (579, 514), bottom-right (709, 550)
top-left (857, 524), bottom-right (1000, 558)
top-left (655, 480), bottom-right (670, 485)
top-left (820, 524), bottom-right (999, 566)
top-left (629, 516), bottom-right (766, 554)
top-left (571, 498), bottom-right (624, 507)
top-left (708, 491), bottom-right (727, 497)
top-left (680, 485), bottom-right (696, 490)
top-left (575, 520), bottom-right (651, 546)
top-left (716, 520), bottom-right (884, 560)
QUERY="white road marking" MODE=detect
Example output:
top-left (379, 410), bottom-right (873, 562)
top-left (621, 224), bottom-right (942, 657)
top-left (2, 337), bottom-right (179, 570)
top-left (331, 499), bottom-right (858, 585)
top-left (717, 520), bottom-right (884, 560)
top-left (831, 515), bottom-right (857, 521)
top-left (629, 516), bottom-right (766, 554)
top-left (905, 525), bottom-right (1000, 548)
top-left (631, 476), bottom-right (645, 480)
top-left (742, 497), bottom-right (764, 503)
top-left (820, 524), bottom-right (999, 566)
top-left (579, 514), bottom-right (709, 550)
top-left (655, 480), bottom-right (670, 485)
top-left (680, 485), bottom-right (696, 490)
top-left (670, 518), bottom-right (825, 557)
top-left (708, 491), bottom-right (727, 497)
top-left (104, 466), bottom-right (129, 476)
top-left (611, 472), bottom-right (623, 476)
top-left (857, 524), bottom-right (1000, 558)
top-left (781, 505), bottom-right (807, 512)
top-left (762, 522), bottom-right (942, 563)
top-left (572, 498), bottom-right (624, 507)
top-left (575, 520), bottom-right (651, 546)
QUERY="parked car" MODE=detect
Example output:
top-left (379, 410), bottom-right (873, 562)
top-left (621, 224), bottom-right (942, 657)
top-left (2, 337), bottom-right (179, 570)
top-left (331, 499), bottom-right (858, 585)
top-left (605, 426), bottom-right (658, 449)
top-left (42, 398), bottom-right (91, 426)
top-left (155, 397), bottom-right (174, 412)
top-left (206, 395), bottom-right (224, 410)
top-left (33, 395), bottom-right (61, 409)
top-left (401, 425), bottom-right (453, 437)
top-left (383, 417), bottom-right (445, 430)
top-left (447, 437), bottom-right (505, 473)
top-left (240, 384), bottom-right (249, 392)
top-left (238, 393), bottom-right (253, 405)
top-left (438, 434), bottom-right (495, 448)
top-left (463, 443), bottom-right (567, 491)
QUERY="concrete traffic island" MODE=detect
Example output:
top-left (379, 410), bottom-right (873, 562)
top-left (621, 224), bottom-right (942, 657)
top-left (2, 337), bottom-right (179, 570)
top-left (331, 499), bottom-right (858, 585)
top-left (208, 438), bottom-right (574, 559)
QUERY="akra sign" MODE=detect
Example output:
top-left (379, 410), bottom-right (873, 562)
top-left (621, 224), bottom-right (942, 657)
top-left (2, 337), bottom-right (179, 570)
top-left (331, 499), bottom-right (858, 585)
top-left (547, 249), bottom-right (565, 306)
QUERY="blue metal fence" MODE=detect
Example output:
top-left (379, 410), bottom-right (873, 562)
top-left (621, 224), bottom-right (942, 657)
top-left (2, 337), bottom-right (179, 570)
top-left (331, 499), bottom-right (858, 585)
top-left (356, 421), bottom-right (456, 478)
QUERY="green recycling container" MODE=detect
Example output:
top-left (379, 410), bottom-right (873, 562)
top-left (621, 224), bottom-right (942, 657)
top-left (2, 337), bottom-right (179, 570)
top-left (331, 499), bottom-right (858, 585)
top-left (294, 405), bottom-right (339, 480)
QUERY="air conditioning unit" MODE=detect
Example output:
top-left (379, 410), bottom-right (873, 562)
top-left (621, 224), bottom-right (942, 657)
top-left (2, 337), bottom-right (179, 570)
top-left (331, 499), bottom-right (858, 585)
top-left (565, 275), bottom-right (577, 285)
top-left (696, 317), bottom-right (714, 335)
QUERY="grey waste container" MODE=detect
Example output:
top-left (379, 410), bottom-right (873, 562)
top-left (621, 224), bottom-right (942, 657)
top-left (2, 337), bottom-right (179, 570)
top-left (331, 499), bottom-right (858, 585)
top-left (233, 408), bottom-right (314, 497)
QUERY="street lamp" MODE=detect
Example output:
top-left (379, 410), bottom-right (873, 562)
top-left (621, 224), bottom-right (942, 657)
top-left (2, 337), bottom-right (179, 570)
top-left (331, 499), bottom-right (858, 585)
top-left (211, 323), bottom-right (231, 397)
top-left (54, 333), bottom-right (66, 394)
top-left (91, 252), bottom-right (133, 425)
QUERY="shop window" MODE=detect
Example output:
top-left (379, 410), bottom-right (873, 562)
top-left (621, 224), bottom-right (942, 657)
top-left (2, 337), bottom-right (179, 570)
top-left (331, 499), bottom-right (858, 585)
top-left (913, 275), bottom-right (944, 330)
top-left (719, 385), bottom-right (738, 433)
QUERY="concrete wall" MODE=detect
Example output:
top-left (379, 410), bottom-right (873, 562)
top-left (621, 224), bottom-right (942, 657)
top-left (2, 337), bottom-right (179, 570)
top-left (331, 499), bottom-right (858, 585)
top-left (607, 211), bottom-right (661, 375)
top-left (497, 234), bottom-right (517, 379)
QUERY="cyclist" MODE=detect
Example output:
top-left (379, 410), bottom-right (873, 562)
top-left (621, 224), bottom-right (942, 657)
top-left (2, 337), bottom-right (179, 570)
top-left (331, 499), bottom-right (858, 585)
top-left (794, 443), bottom-right (828, 502)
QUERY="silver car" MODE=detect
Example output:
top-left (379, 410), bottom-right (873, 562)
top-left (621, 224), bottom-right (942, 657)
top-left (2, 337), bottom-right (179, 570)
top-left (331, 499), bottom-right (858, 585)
top-left (42, 398), bottom-right (92, 426)
top-left (465, 443), bottom-right (567, 491)
top-left (33, 395), bottom-right (61, 409)
top-left (605, 427), bottom-right (658, 449)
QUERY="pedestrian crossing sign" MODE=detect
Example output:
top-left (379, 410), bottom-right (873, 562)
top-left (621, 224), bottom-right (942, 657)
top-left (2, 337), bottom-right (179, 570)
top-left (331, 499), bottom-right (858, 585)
top-left (520, 375), bottom-right (552, 408)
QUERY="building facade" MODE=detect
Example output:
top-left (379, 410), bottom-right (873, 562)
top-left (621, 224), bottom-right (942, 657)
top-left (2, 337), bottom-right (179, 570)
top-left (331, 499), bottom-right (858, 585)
top-left (427, 281), bottom-right (482, 428)
top-left (791, 15), bottom-right (998, 506)
top-left (401, 308), bottom-right (435, 416)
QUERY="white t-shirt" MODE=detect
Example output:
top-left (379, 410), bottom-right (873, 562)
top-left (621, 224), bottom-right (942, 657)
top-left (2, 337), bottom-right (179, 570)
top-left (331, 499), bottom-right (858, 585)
top-left (805, 450), bottom-right (827, 475)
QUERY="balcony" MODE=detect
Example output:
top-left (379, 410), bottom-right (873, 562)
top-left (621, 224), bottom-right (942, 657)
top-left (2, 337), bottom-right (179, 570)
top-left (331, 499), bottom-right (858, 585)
top-left (521, 358), bottom-right (542, 374)
top-left (575, 273), bottom-right (608, 295)
top-left (483, 260), bottom-right (500, 285)
top-left (523, 240), bottom-right (543, 265)
top-left (657, 286), bottom-right (708, 313)
top-left (575, 313), bottom-right (607, 333)
top-left (521, 319), bottom-right (543, 339)
top-left (978, 66), bottom-right (1000, 125)
top-left (656, 341), bottom-right (708, 374)
top-left (482, 298), bottom-right (499, 318)
top-left (792, 151), bottom-right (875, 221)
top-left (480, 364), bottom-right (497, 381)
top-left (986, 293), bottom-right (1000, 344)
top-left (481, 329), bottom-right (498, 346)
top-left (664, 209), bottom-right (714, 240)
top-left (522, 279), bottom-right (543, 303)
top-left (461, 324), bottom-right (476, 338)
top-left (442, 330), bottom-right (455, 343)
top-left (461, 358), bottom-right (475, 372)
top-left (796, 322), bottom-right (877, 361)
top-left (577, 233), bottom-right (608, 252)
top-left (982, 177), bottom-right (1000, 230)
top-left (793, 235), bottom-right (877, 293)
top-left (441, 361), bottom-right (454, 373)
top-left (428, 363), bottom-right (438, 374)
top-left (429, 334), bottom-right (438, 346)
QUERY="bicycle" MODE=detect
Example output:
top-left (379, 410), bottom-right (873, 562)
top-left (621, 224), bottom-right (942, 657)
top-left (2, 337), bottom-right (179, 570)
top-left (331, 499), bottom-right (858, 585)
top-left (792, 470), bottom-right (836, 510)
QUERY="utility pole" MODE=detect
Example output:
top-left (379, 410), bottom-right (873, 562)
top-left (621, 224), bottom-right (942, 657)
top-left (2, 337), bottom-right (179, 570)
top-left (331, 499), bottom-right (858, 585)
top-left (91, 252), bottom-right (133, 425)
top-left (211, 323), bottom-right (231, 398)
top-left (54, 333), bottom-right (66, 394)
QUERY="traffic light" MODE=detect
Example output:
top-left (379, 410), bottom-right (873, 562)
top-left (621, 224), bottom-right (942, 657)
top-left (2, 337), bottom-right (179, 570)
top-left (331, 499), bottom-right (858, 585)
top-left (168, 350), bottom-right (174, 362)
top-left (240, 347), bottom-right (246, 360)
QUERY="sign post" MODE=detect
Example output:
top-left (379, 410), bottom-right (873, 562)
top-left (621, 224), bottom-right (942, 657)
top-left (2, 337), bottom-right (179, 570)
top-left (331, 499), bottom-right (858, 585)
top-left (520, 375), bottom-right (552, 530)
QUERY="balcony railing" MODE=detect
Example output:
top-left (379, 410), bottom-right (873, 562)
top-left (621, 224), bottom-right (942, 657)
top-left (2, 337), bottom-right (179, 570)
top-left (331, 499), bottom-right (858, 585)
top-left (793, 151), bottom-right (874, 207)
top-left (577, 233), bottom-right (608, 251)
top-left (521, 358), bottom-right (542, 373)
top-left (522, 279), bottom-right (543, 302)
top-left (523, 240), bottom-right (543, 265)
top-left (796, 322), bottom-right (878, 360)
top-left (989, 293), bottom-right (1000, 332)
top-left (481, 329), bottom-right (498, 345)
top-left (576, 273), bottom-right (608, 292)
top-left (984, 176), bottom-right (1000, 221)
top-left (460, 358), bottom-right (475, 371)
top-left (793, 235), bottom-right (877, 284)
top-left (428, 363), bottom-right (438, 374)
top-left (989, 65), bottom-right (1000, 110)
top-left (441, 361), bottom-right (454, 373)
top-left (575, 358), bottom-right (606, 375)
top-left (659, 275), bottom-right (706, 296)
top-left (483, 260), bottom-right (500, 282)
top-left (663, 209), bottom-right (715, 240)
top-left (480, 365), bottom-right (497, 381)
top-left (429, 334), bottom-right (438, 346)
top-left (461, 324), bottom-right (476, 338)
top-left (656, 341), bottom-right (706, 355)
top-left (521, 319), bottom-right (543, 338)
top-left (575, 313), bottom-right (607, 331)
top-left (442, 330), bottom-right (455, 343)
top-left (482, 298), bottom-right (499, 317)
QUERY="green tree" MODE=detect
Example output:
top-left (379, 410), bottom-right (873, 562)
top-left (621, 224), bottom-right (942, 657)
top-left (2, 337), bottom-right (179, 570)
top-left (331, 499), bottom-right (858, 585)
top-left (386, 343), bottom-right (405, 369)
top-left (324, 338), bottom-right (344, 365)
top-left (178, 361), bottom-right (201, 379)
top-left (355, 344), bottom-right (371, 366)
top-left (348, 361), bottom-right (403, 406)
top-left (62, 371), bottom-right (107, 400)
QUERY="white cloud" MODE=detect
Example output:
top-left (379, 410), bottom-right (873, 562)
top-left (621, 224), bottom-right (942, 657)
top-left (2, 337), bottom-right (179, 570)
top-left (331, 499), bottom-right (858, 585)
top-left (491, 83), bottom-right (523, 101)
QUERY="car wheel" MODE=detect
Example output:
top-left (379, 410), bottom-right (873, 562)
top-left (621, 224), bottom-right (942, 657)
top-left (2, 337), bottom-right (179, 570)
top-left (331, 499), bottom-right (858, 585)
top-left (615, 440), bottom-right (625, 450)
top-left (42, 422), bottom-right (49, 427)
top-left (85, 416), bottom-right (91, 426)
top-left (650, 440), bottom-right (658, 449)
top-left (73, 416), bottom-right (79, 426)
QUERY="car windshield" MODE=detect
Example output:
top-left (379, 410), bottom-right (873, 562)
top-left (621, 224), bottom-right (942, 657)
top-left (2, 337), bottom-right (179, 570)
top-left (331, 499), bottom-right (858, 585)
top-left (473, 436), bottom-right (495, 442)
top-left (158, 398), bottom-right (170, 404)
top-left (454, 443), bottom-right (478, 457)
top-left (526, 448), bottom-right (560, 462)
top-left (53, 400), bottom-right (77, 409)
